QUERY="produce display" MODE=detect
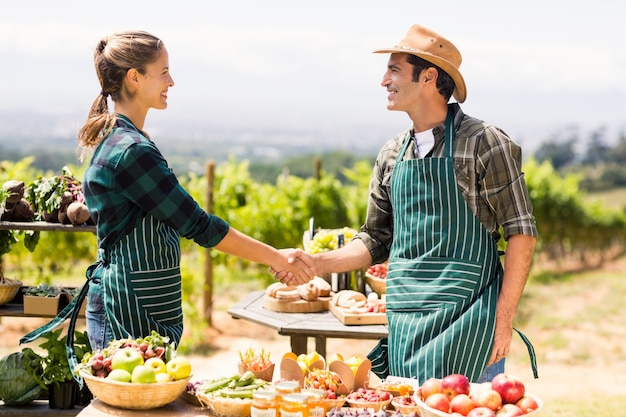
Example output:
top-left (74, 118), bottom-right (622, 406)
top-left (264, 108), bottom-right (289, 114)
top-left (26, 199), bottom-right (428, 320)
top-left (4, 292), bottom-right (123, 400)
top-left (78, 331), bottom-right (188, 383)
top-left (417, 372), bottom-right (542, 416)
top-left (306, 227), bottom-right (358, 254)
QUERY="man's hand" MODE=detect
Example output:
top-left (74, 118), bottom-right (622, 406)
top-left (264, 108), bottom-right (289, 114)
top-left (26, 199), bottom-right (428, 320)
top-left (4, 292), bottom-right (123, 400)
top-left (269, 248), bottom-right (317, 285)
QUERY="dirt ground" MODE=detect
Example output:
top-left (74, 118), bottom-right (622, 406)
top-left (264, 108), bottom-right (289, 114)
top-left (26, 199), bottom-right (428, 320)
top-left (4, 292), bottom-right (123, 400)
top-left (2, 258), bottom-right (626, 404)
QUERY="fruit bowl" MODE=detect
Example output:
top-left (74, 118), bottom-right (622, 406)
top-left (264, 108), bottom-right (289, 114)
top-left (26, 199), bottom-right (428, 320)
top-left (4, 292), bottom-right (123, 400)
top-left (365, 272), bottom-right (386, 296)
top-left (80, 371), bottom-right (190, 410)
top-left (415, 388), bottom-right (544, 417)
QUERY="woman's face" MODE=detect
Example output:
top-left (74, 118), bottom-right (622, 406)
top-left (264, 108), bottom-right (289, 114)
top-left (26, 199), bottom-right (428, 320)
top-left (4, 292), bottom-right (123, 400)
top-left (137, 47), bottom-right (175, 110)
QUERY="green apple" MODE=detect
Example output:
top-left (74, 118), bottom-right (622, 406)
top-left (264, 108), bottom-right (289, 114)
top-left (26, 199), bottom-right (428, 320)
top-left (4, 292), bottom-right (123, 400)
top-left (131, 364), bottom-right (157, 384)
top-left (144, 357), bottom-right (167, 375)
top-left (155, 372), bottom-right (172, 383)
top-left (106, 368), bottom-right (132, 383)
top-left (165, 356), bottom-right (192, 381)
top-left (111, 347), bottom-right (144, 374)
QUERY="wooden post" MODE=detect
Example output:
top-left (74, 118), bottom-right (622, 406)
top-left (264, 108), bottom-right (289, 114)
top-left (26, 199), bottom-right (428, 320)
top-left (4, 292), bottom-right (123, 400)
top-left (314, 157), bottom-right (322, 180)
top-left (204, 161), bottom-right (215, 325)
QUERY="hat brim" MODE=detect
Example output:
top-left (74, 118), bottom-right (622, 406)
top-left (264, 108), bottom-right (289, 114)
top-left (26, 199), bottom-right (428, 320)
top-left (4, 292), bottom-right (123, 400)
top-left (373, 48), bottom-right (467, 103)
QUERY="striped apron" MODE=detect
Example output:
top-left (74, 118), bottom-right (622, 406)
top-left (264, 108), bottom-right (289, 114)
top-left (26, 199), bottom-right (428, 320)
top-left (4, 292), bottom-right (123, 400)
top-left (20, 214), bottom-right (183, 386)
top-left (368, 109), bottom-right (503, 383)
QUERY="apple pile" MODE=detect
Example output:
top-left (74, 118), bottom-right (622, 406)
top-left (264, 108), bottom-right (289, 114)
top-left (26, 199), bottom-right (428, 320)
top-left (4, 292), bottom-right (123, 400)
top-left (419, 373), bottom-right (540, 416)
top-left (79, 331), bottom-right (192, 383)
top-left (366, 263), bottom-right (388, 279)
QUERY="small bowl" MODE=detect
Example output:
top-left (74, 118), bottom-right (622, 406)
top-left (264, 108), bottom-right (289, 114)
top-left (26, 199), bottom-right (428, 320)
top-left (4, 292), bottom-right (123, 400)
top-left (324, 397), bottom-right (346, 410)
top-left (391, 396), bottom-right (420, 415)
top-left (346, 398), bottom-right (392, 411)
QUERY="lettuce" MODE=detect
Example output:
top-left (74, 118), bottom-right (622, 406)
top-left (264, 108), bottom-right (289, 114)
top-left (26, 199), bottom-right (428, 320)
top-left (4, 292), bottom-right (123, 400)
top-left (0, 351), bottom-right (42, 406)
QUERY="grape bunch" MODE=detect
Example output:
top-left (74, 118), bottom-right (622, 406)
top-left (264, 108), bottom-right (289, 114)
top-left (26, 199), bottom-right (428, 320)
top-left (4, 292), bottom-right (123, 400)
top-left (307, 227), bottom-right (358, 254)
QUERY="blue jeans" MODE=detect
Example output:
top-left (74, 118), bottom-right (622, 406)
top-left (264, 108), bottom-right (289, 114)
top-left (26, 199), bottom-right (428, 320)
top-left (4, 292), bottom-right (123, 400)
top-left (476, 358), bottom-right (505, 383)
top-left (85, 285), bottom-right (113, 351)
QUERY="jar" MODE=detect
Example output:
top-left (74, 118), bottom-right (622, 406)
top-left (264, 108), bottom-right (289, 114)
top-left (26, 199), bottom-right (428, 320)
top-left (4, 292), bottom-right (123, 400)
top-left (279, 393), bottom-right (309, 417)
top-left (251, 390), bottom-right (279, 417)
top-left (302, 389), bottom-right (326, 417)
top-left (275, 380), bottom-right (301, 399)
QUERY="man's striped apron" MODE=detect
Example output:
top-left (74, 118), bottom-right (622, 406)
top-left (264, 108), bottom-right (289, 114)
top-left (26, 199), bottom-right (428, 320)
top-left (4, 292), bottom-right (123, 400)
top-left (368, 109), bottom-right (503, 383)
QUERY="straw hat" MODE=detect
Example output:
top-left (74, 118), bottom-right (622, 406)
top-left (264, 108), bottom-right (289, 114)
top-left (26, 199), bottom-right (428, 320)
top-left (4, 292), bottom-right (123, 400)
top-left (373, 24), bottom-right (467, 103)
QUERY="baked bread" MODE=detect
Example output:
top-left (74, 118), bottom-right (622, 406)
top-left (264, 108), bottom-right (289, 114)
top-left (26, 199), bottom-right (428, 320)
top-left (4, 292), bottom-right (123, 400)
top-left (298, 281), bottom-right (320, 301)
top-left (311, 276), bottom-right (332, 297)
top-left (333, 290), bottom-right (367, 308)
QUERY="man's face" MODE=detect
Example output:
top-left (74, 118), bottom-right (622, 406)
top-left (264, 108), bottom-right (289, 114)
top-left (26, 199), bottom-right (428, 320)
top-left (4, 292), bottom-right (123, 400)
top-left (381, 53), bottom-right (422, 113)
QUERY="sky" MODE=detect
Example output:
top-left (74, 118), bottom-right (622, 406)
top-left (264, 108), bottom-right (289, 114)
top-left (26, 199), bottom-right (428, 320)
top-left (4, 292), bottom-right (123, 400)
top-left (1, 0), bottom-right (625, 154)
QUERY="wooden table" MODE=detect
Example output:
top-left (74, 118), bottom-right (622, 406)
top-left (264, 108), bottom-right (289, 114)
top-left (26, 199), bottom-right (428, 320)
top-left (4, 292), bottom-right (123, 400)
top-left (0, 400), bottom-right (84, 416)
top-left (227, 291), bottom-right (388, 358)
top-left (76, 398), bottom-right (206, 417)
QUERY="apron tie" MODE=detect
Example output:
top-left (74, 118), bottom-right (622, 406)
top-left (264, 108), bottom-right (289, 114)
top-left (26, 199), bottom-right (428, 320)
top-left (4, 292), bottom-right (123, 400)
top-left (20, 257), bottom-right (105, 387)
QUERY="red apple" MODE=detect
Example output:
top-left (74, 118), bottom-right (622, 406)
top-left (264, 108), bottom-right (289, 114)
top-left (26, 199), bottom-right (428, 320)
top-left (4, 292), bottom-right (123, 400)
top-left (468, 407), bottom-right (496, 417)
top-left (424, 392), bottom-right (450, 413)
top-left (420, 377), bottom-right (442, 399)
top-left (472, 388), bottom-right (502, 411)
top-left (491, 373), bottom-right (525, 404)
top-left (496, 403), bottom-right (524, 416)
top-left (515, 395), bottom-right (539, 413)
top-left (441, 373), bottom-right (471, 399)
top-left (450, 393), bottom-right (476, 416)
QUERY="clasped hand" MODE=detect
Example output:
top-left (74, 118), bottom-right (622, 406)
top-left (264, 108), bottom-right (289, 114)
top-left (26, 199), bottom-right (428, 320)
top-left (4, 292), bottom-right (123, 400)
top-left (270, 249), bottom-right (316, 286)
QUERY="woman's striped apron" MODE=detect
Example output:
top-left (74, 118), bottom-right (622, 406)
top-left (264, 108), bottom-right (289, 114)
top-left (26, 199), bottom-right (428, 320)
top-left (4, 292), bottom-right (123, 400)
top-left (20, 214), bottom-right (183, 386)
top-left (368, 109), bottom-right (503, 383)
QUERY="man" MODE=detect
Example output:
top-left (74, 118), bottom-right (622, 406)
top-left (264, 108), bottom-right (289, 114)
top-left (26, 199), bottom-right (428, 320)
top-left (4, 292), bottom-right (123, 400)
top-left (290, 24), bottom-right (538, 383)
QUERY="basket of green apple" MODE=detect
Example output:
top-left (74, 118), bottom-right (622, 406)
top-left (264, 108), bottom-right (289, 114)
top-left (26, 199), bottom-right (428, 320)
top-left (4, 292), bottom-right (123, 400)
top-left (78, 331), bottom-right (192, 410)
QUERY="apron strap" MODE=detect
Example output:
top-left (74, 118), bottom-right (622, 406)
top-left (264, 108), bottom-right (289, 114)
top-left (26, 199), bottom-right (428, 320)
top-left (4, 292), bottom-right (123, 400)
top-left (514, 328), bottom-right (539, 379)
top-left (19, 260), bottom-right (102, 387)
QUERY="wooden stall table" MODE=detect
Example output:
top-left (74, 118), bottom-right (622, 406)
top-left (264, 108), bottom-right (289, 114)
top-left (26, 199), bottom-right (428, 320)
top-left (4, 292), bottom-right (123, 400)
top-left (75, 398), bottom-right (206, 417)
top-left (227, 290), bottom-right (388, 358)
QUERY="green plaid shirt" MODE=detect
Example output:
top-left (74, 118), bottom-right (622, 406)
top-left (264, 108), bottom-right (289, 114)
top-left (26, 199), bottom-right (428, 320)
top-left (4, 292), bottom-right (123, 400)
top-left (357, 104), bottom-right (538, 264)
top-left (84, 114), bottom-right (229, 250)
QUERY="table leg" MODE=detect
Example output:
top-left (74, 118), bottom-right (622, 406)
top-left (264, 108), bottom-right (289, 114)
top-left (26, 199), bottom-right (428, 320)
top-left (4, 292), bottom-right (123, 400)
top-left (315, 336), bottom-right (326, 358)
top-left (290, 335), bottom-right (308, 355)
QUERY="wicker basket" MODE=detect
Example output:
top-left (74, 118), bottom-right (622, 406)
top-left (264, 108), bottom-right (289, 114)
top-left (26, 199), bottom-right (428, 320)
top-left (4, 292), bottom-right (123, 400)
top-left (81, 372), bottom-right (190, 410)
top-left (365, 273), bottom-right (386, 296)
top-left (196, 393), bottom-right (253, 417)
top-left (0, 278), bottom-right (22, 306)
top-left (415, 388), bottom-right (544, 417)
top-left (346, 398), bottom-right (392, 411)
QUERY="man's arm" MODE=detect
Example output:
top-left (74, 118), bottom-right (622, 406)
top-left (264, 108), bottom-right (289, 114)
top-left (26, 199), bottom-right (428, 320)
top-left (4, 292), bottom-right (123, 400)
top-left (488, 233), bottom-right (536, 365)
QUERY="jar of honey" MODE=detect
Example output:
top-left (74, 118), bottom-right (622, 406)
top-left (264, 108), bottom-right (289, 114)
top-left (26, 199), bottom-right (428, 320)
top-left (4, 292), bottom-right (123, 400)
top-left (275, 380), bottom-right (301, 399)
top-left (302, 388), bottom-right (326, 417)
top-left (279, 393), bottom-right (309, 417)
top-left (251, 390), bottom-right (279, 417)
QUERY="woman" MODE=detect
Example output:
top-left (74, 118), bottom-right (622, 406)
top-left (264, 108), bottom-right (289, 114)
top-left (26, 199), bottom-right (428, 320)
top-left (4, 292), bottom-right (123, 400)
top-left (21, 31), bottom-right (312, 360)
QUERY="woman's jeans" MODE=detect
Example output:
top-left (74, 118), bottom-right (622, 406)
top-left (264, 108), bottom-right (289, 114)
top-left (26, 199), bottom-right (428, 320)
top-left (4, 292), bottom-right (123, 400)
top-left (85, 286), bottom-right (113, 351)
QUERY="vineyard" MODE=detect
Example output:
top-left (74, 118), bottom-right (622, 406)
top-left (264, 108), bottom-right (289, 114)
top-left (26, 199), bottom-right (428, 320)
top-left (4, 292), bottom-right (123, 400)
top-left (2, 155), bottom-right (626, 349)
